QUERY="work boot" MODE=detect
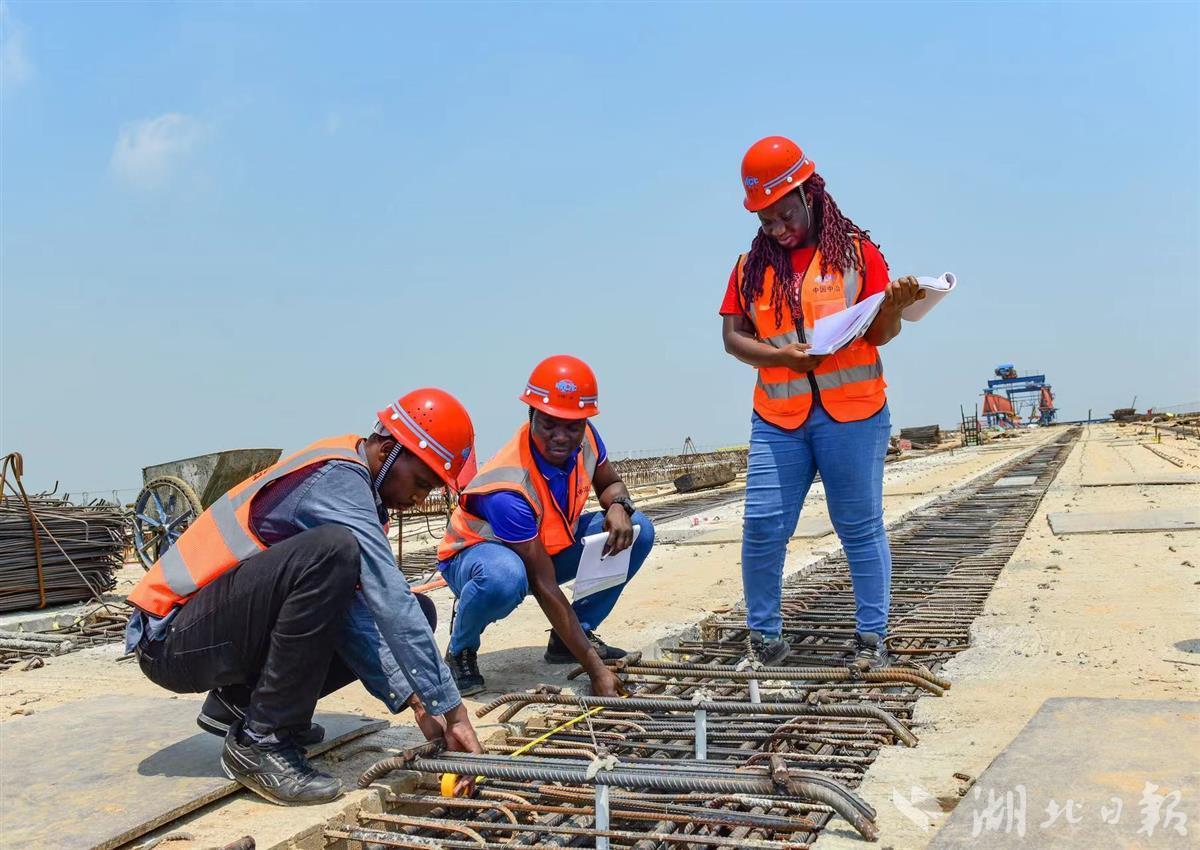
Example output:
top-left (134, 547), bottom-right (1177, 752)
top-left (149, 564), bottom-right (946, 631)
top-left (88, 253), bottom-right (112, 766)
top-left (544, 630), bottom-right (628, 664)
top-left (851, 632), bottom-right (891, 671)
top-left (445, 647), bottom-right (485, 696)
top-left (221, 721), bottom-right (343, 806)
top-left (742, 632), bottom-right (791, 667)
top-left (198, 688), bottom-right (325, 747)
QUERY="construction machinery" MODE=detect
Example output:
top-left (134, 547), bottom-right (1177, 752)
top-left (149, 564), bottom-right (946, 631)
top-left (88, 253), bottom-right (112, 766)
top-left (985, 364), bottom-right (1057, 426)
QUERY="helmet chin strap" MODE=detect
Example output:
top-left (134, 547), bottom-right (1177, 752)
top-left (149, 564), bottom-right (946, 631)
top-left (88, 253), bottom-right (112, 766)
top-left (374, 442), bottom-right (405, 495)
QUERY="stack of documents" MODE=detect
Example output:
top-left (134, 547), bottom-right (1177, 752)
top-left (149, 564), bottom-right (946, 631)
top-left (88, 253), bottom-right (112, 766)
top-left (806, 292), bottom-right (886, 356)
top-left (806, 273), bottom-right (957, 356)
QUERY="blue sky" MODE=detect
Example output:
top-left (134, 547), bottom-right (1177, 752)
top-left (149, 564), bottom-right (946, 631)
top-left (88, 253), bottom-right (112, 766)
top-left (2, 1), bottom-right (1197, 497)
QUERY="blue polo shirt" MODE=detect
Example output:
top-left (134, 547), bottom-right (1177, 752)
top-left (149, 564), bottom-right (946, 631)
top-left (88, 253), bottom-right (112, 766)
top-left (467, 424), bottom-right (607, 543)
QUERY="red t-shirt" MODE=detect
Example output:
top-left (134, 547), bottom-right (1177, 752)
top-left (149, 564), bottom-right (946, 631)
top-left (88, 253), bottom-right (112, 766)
top-left (718, 241), bottom-right (890, 316)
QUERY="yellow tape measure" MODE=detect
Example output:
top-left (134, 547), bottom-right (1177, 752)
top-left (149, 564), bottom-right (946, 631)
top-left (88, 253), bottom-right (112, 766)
top-left (441, 705), bottom-right (608, 797)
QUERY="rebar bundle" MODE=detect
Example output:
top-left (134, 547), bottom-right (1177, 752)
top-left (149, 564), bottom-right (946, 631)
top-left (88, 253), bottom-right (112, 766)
top-left (0, 453), bottom-right (128, 614)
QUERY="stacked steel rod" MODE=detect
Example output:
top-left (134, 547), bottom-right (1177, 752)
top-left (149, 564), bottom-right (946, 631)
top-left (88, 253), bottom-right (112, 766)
top-left (1, 454), bottom-right (128, 614)
top-left (0, 496), bottom-right (127, 612)
top-left (338, 428), bottom-right (1079, 848)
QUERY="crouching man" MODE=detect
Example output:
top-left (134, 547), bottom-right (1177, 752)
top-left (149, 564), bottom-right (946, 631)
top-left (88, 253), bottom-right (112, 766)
top-left (437, 356), bottom-right (655, 697)
top-left (126, 389), bottom-right (483, 805)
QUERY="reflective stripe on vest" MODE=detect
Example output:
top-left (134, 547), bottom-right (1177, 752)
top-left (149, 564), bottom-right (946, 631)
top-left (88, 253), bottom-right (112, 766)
top-left (438, 423), bottom-right (600, 560)
top-left (128, 435), bottom-right (368, 616)
top-left (814, 360), bottom-right (883, 391)
top-left (756, 374), bottom-right (813, 400)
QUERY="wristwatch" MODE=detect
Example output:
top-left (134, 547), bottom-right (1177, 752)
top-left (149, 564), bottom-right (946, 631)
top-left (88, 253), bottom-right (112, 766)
top-left (611, 496), bottom-right (636, 516)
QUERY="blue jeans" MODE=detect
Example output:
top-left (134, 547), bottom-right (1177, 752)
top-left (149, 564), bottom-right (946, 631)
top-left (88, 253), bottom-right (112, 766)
top-left (742, 403), bottom-right (892, 637)
top-left (440, 511), bottom-right (655, 654)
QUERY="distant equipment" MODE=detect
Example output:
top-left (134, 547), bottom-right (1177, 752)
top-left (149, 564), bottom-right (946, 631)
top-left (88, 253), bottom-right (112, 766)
top-left (984, 364), bottom-right (1057, 426)
top-left (131, 449), bottom-right (282, 570)
top-left (960, 405), bottom-right (982, 446)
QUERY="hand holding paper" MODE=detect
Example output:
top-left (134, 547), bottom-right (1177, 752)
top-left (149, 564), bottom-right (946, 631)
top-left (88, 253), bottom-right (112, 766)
top-left (573, 526), bottom-right (642, 602)
top-left (901, 273), bottom-right (956, 322)
top-left (806, 272), bottom-right (957, 355)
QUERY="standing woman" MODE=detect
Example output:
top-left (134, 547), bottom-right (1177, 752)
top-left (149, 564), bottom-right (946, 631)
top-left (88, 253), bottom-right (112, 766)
top-left (719, 136), bottom-right (923, 668)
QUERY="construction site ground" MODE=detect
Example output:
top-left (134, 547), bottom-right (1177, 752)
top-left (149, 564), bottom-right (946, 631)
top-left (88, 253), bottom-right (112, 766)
top-left (1, 423), bottom-right (1197, 850)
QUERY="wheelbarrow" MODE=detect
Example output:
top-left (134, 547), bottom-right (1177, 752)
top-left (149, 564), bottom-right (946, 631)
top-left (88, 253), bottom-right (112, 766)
top-left (131, 449), bottom-right (281, 570)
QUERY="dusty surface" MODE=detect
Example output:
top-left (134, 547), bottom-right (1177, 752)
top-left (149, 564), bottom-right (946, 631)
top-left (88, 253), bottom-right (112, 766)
top-left (817, 424), bottom-right (1200, 850)
top-left (0, 427), bottom-right (1107, 850)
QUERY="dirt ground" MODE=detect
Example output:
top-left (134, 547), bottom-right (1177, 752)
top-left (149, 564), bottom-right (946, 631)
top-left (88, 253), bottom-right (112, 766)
top-left (6, 425), bottom-right (1191, 850)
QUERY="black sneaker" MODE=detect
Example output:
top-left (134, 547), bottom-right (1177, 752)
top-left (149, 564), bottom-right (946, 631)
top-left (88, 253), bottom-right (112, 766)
top-left (544, 630), bottom-right (628, 664)
top-left (220, 721), bottom-right (343, 806)
top-left (445, 647), bottom-right (485, 696)
top-left (741, 632), bottom-right (790, 667)
top-left (198, 688), bottom-right (325, 747)
top-left (851, 632), bottom-right (891, 670)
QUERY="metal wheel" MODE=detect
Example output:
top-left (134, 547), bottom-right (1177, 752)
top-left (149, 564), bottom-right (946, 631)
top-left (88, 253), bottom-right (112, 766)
top-left (132, 475), bottom-right (203, 570)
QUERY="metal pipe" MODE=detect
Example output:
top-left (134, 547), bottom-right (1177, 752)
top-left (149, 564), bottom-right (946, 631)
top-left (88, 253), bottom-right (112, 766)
top-left (594, 784), bottom-right (610, 850)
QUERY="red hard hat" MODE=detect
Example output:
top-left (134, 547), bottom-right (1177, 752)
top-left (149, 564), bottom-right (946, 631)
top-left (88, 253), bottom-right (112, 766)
top-left (376, 388), bottom-right (477, 492)
top-left (520, 355), bottom-right (599, 420)
top-left (741, 135), bottom-right (815, 212)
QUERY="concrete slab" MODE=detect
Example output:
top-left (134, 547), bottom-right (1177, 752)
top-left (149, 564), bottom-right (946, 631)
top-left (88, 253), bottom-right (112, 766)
top-left (929, 698), bottom-right (1199, 849)
top-left (0, 596), bottom-right (119, 633)
top-left (1081, 473), bottom-right (1200, 487)
top-left (0, 695), bottom-right (385, 850)
top-left (1047, 508), bottom-right (1200, 536)
top-left (994, 475), bottom-right (1039, 488)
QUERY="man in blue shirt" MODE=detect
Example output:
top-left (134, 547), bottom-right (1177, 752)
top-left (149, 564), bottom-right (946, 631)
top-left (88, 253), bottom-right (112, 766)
top-left (438, 356), bottom-right (655, 696)
top-left (126, 390), bottom-right (482, 806)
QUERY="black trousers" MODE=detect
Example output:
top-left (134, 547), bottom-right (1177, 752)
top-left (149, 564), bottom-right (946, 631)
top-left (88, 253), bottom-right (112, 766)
top-left (138, 525), bottom-right (360, 736)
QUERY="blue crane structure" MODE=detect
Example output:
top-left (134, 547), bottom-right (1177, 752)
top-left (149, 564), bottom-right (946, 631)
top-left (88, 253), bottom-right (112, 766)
top-left (986, 364), bottom-right (1057, 426)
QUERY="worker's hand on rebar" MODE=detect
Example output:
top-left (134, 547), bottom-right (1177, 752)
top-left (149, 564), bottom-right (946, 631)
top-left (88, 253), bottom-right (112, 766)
top-left (602, 504), bottom-right (635, 556)
top-left (589, 665), bottom-right (627, 698)
top-left (771, 343), bottom-right (826, 373)
top-left (882, 276), bottom-right (924, 312)
top-left (442, 703), bottom-right (484, 758)
top-left (408, 694), bottom-right (448, 742)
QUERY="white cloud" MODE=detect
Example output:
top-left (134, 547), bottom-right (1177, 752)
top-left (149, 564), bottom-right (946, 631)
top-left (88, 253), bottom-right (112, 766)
top-left (1, 1), bottom-right (33, 93)
top-left (110, 113), bottom-right (207, 190)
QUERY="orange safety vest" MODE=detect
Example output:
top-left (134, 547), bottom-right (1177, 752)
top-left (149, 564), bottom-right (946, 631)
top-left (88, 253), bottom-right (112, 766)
top-left (128, 435), bottom-right (373, 617)
top-left (739, 239), bottom-right (887, 428)
top-left (438, 423), bottom-right (601, 560)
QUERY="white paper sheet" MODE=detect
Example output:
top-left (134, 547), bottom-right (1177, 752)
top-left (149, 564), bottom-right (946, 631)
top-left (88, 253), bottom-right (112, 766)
top-left (806, 273), bottom-right (957, 355)
top-left (902, 273), bottom-right (956, 322)
top-left (572, 525), bottom-right (642, 602)
top-left (807, 292), bottom-right (884, 355)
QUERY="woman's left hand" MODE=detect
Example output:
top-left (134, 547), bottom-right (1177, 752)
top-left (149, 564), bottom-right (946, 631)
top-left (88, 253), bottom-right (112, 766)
top-left (881, 276), bottom-right (925, 314)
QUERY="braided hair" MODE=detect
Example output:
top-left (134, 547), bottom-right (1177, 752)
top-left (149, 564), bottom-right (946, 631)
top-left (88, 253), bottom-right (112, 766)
top-left (740, 173), bottom-right (876, 327)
